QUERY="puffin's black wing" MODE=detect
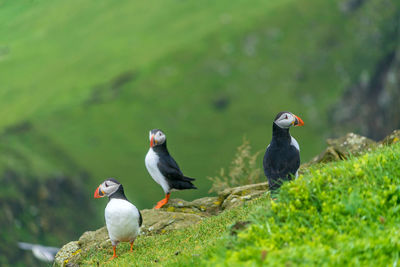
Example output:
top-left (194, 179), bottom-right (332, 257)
top-left (138, 210), bottom-right (143, 227)
top-left (157, 154), bottom-right (184, 178)
top-left (157, 154), bottom-right (197, 190)
top-left (263, 145), bottom-right (300, 191)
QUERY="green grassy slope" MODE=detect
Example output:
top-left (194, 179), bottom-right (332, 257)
top-left (78, 143), bottom-right (400, 266)
top-left (1, 0), bottom-right (398, 209)
top-left (206, 145), bottom-right (400, 266)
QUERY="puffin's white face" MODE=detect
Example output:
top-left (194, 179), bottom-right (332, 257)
top-left (274, 112), bottom-right (304, 129)
top-left (94, 179), bottom-right (120, 198)
top-left (149, 129), bottom-right (166, 148)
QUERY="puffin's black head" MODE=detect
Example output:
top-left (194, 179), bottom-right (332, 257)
top-left (274, 111), bottom-right (304, 129)
top-left (94, 178), bottom-right (122, 199)
top-left (149, 129), bottom-right (166, 148)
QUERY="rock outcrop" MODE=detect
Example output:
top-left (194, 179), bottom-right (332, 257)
top-left (141, 209), bottom-right (204, 235)
top-left (308, 133), bottom-right (377, 164)
top-left (307, 129), bottom-right (400, 166)
top-left (219, 182), bottom-right (268, 210)
top-left (160, 196), bottom-right (221, 216)
top-left (381, 129), bottom-right (400, 145)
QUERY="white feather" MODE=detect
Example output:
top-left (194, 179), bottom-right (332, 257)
top-left (291, 137), bottom-right (300, 179)
top-left (105, 199), bottom-right (140, 245)
top-left (145, 148), bottom-right (170, 194)
top-left (290, 136), bottom-right (300, 152)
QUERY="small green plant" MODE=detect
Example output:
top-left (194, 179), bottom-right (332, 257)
top-left (208, 137), bottom-right (263, 193)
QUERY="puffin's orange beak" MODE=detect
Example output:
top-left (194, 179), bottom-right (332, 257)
top-left (150, 135), bottom-right (154, 148)
top-left (94, 185), bottom-right (105, 198)
top-left (150, 134), bottom-right (158, 147)
top-left (293, 115), bottom-right (304, 126)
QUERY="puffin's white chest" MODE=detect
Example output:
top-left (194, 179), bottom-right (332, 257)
top-left (290, 136), bottom-right (300, 152)
top-left (105, 199), bottom-right (140, 243)
top-left (290, 136), bottom-right (300, 178)
top-left (145, 149), bottom-right (170, 193)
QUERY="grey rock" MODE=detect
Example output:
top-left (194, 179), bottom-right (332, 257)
top-left (220, 182), bottom-right (268, 210)
top-left (78, 227), bottom-right (109, 249)
top-left (160, 196), bottom-right (222, 215)
top-left (308, 133), bottom-right (376, 164)
top-left (141, 209), bottom-right (203, 234)
top-left (380, 129), bottom-right (400, 145)
top-left (53, 241), bottom-right (80, 267)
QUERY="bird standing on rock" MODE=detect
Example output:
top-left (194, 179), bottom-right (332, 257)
top-left (263, 111), bottom-right (304, 191)
top-left (145, 129), bottom-right (197, 209)
top-left (94, 178), bottom-right (142, 260)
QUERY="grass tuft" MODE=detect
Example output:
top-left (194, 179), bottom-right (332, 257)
top-left (208, 137), bottom-right (263, 193)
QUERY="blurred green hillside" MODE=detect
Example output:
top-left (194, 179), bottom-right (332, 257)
top-left (0, 0), bottom-right (399, 265)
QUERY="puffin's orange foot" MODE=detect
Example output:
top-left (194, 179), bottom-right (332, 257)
top-left (107, 246), bottom-right (117, 261)
top-left (154, 193), bottom-right (170, 209)
top-left (108, 255), bottom-right (118, 261)
top-left (154, 199), bottom-right (168, 209)
top-left (130, 241), bottom-right (134, 252)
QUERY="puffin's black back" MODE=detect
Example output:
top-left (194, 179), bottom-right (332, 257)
top-left (263, 123), bottom-right (300, 191)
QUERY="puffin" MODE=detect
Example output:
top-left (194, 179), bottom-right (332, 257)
top-left (94, 178), bottom-right (142, 260)
top-left (263, 111), bottom-right (304, 191)
top-left (145, 129), bottom-right (197, 209)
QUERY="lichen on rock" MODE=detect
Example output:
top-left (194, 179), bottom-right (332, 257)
top-left (160, 196), bottom-right (221, 216)
top-left (219, 182), bottom-right (268, 210)
top-left (141, 209), bottom-right (203, 235)
top-left (380, 129), bottom-right (400, 145)
top-left (308, 133), bottom-right (377, 164)
top-left (53, 241), bottom-right (80, 267)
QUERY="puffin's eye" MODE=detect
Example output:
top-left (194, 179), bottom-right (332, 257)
top-left (284, 115), bottom-right (288, 119)
top-left (105, 183), bottom-right (109, 187)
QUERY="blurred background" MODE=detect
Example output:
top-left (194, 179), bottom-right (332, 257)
top-left (0, 0), bottom-right (399, 265)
